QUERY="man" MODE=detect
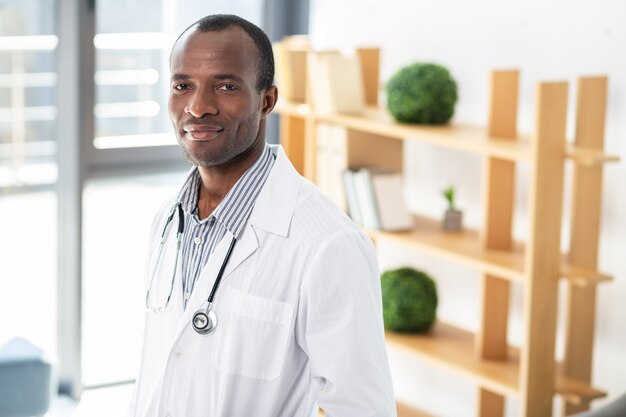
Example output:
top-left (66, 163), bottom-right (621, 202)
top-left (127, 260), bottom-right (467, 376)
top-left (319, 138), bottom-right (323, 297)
top-left (131, 14), bottom-right (396, 417)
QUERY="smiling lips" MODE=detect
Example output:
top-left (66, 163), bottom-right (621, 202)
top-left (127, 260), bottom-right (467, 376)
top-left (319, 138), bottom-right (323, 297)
top-left (183, 125), bottom-right (224, 141)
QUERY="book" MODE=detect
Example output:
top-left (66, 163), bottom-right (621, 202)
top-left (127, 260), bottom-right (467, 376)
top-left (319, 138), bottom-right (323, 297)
top-left (307, 51), bottom-right (365, 115)
top-left (351, 168), bottom-right (381, 229)
top-left (342, 169), bottom-right (362, 225)
top-left (369, 170), bottom-right (413, 231)
top-left (343, 168), bottom-right (413, 231)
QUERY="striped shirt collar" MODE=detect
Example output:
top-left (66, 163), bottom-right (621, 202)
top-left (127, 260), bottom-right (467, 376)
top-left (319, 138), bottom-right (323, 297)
top-left (178, 144), bottom-right (276, 239)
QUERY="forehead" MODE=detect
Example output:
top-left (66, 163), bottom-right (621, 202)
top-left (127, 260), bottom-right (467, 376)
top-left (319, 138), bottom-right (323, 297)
top-left (170, 27), bottom-right (258, 80)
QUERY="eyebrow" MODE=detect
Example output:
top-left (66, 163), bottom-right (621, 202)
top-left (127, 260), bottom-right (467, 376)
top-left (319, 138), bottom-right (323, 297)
top-left (171, 74), bottom-right (191, 81)
top-left (214, 74), bottom-right (244, 83)
top-left (170, 73), bottom-right (245, 83)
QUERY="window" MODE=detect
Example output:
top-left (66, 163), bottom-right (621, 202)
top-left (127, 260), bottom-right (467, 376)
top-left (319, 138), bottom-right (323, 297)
top-left (0, 0), bottom-right (58, 357)
top-left (0, 0), bottom-right (57, 187)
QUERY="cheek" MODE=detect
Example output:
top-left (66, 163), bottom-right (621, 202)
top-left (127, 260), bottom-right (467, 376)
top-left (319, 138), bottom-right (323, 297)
top-left (168, 96), bottom-right (182, 122)
top-left (235, 109), bottom-right (261, 135)
top-left (224, 103), bottom-right (256, 127)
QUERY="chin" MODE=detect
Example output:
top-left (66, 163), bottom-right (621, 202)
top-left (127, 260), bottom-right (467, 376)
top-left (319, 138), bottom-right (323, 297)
top-left (180, 140), bottom-right (227, 166)
top-left (185, 150), bottom-right (233, 167)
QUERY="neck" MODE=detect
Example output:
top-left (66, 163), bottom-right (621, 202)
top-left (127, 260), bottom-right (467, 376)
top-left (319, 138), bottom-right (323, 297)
top-left (196, 140), bottom-right (265, 219)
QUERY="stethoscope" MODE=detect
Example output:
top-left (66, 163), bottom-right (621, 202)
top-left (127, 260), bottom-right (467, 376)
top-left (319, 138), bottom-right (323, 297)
top-left (145, 201), bottom-right (237, 335)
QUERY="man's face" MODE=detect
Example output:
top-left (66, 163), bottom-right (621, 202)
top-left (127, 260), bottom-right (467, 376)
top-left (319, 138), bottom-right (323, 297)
top-left (168, 27), bottom-right (274, 167)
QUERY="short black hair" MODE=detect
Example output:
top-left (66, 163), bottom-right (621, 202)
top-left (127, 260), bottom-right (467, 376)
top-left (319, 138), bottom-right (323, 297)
top-left (175, 14), bottom-right (274, 91)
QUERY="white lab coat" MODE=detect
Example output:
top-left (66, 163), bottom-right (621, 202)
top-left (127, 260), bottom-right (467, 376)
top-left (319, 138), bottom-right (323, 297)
top-left (131, 146), bottom-right (396, 417)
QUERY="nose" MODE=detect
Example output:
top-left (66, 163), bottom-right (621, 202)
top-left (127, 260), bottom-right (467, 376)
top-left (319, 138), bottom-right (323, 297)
top-left (184, 89), bottom-right (218, 118)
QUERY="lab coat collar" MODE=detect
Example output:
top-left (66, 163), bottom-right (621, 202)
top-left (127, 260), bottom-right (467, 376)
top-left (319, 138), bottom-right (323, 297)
top-left (248, 145), bottom-right (301, 237)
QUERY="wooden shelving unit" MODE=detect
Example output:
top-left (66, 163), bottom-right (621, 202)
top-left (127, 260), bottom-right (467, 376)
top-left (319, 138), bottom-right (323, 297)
top-left (275, 45), bottom-right (618, 417)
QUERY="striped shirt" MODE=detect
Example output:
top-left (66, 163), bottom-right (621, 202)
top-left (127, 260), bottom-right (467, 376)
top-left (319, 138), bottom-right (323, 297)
top-left (178, 144), bottom-right (277, 306)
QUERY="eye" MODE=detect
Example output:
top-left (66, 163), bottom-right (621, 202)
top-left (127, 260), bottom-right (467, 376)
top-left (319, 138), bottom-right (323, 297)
top-left (218, 83), bottom-right (237, 91)
top-left (173, 83), bottom-right (190, 91)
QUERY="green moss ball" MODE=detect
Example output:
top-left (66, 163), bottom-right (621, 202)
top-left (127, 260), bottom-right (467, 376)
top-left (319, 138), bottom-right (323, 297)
top-left (386, 63), bottom-right (458, 124)
top-left (381, 267), bottom-right (438, 332)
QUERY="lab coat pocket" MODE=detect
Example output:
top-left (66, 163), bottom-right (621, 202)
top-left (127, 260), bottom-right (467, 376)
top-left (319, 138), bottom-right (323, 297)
top-left (212, 286), bottom-right (294, 381)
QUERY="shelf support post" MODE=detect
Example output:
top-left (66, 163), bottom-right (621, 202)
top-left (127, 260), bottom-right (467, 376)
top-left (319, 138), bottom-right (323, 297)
top-left (521, 81), bottom-right (569, 417)
top-left (562, 76), bottom-right (608, 415)
top-left (477, 69), bottom-right (519, 417)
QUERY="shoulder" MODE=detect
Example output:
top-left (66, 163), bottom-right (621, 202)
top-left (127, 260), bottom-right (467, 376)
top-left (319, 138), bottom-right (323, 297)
top-left (290, 176), bottom-right (370, 251)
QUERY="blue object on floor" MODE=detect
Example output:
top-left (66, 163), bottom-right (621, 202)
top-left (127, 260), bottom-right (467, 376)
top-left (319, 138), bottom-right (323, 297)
top-left (0, 337), bottom-right (54, 417)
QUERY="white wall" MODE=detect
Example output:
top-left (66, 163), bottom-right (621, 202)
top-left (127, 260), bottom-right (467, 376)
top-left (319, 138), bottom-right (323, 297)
top-left (309, 1), bottom-right (626, 416)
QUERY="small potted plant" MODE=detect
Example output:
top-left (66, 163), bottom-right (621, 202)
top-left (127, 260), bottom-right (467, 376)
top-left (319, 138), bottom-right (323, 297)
top-left (442, 186), bottom-right (462, 231)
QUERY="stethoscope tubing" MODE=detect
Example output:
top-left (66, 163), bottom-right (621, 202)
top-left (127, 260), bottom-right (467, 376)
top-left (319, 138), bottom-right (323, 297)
top-left (146, 200), bottom-right (238, 335)
top-left (145, 203), bottom-right (183, 313)
top-left (207, 235), bottom-right (237, 303)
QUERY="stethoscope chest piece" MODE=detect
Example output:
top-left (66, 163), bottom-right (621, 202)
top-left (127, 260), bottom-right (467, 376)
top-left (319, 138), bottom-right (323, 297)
top-left (190, 237), bottom-right (237, 336)
top-left (192, 305), bottom-right (218, 335)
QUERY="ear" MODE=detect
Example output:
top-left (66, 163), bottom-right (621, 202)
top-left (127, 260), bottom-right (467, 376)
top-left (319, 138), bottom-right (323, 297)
top-left (260, 85), bottom-right (278, 119)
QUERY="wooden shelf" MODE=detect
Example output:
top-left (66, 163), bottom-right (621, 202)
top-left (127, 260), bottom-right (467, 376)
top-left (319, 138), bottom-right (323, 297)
top-left (318, 107), bottom-right (533, 162)
top-left (385, 322), bottom-right (607, 404)
top-left (565, 144), bottom-right (620, 166)
top-left (386, 322), bottom-right (520, 398)
top-left (560, 263), bottom-right (614, 287)
top-left (318, 401), bottom-right (433, 417)
top-left (276, 102), bottom-right (532, 162)
top-left (367, 215), bottom-right (613, 287)
top-left (275, 102), bottom-right (620, 167)
top-left (368, 215), bottom-right (526, 282)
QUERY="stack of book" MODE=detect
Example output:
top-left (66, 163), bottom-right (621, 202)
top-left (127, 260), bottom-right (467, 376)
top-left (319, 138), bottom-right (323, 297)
top-left (342, 168), bottom-right (414, 231)
top-left (307, 50), bottom-right (365, 115)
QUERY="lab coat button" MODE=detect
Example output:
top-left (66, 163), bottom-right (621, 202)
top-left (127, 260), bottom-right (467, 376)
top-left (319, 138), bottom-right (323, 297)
top-left (173, 349), bottom-right (182, 359)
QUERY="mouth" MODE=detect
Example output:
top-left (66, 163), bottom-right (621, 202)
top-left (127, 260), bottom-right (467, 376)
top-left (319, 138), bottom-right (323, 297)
top-left (183, 125), bottom-right (224, 141)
